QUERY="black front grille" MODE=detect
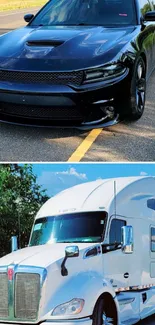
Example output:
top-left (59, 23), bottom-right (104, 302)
top-left (0, 102), bottom-right (84, 121)
top-left (0, 70), bottom-right (84, 86)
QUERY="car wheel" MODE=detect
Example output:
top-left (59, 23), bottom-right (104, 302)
top-left (92, 298), bottom-right (117, 325)
top-left (126, 56), bottom-right (146, 120)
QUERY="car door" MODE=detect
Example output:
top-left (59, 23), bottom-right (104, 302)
top-left (138, 0), bottom-right (155, 74)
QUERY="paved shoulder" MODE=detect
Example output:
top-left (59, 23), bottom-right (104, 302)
top-left (0, 7), bottom-right (39, 29)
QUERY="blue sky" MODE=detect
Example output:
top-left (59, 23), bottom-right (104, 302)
top-left (25, 163), bottom-right (155, 197)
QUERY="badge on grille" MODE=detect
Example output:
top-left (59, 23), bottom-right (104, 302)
top-left (8, 268), bottom-right (14, 281)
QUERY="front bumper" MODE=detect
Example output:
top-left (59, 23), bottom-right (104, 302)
top-left (0, 320), bottom-right (92, 325)
top-left (44, 320), bottom-right (92, 325)
top-left (0, 69), bottom-right (130, 129)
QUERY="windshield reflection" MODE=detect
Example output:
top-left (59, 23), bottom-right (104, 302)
top-left (29, 212), bottom-right (107, 246)
top-left (30, 0), bottom-right (136, 27)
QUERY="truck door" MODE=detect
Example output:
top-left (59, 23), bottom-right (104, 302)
top-left (102, 216), bottom-right (133, 290)
top-left (138, 224), bottom-right (155, 320)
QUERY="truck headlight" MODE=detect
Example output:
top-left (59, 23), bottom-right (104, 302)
top-left (52, 298), bottom-right (85, 316)
top-left (84, 64), bottom-right (127, 84)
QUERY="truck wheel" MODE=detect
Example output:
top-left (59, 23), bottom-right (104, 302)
top-left (126, 56), bottom-right (146, 121)
top-left (93, 298), bottom-right (117, 325)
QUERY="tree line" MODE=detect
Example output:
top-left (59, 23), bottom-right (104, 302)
top-left (0, 164), bottom-right (49, 257)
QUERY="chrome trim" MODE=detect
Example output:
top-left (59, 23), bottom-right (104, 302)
top-left (115, 284), bottom-right (155, 293)
top-left (0, 265), bottom-right (47, 323)
top-left (92, 98), bottom-right (114, 105)
top-left (45, 317), bottom-right (91, 323)
top-left (8, 265), bottom-right (14, 320)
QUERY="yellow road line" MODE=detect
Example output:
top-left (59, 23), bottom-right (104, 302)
top-left (68, 128), bottom-right (103, 162)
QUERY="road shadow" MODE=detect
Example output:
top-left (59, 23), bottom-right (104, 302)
top-left (0, 120), bottom-right (88, 161)
top-left (137, 315), bottom-right (155, 324)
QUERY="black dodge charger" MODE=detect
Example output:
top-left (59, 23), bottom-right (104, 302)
top-left (0, 0), bottom-right (155, 128)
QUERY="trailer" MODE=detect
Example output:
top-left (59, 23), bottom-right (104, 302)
top-left (1, 176), bottom-right (155, 325)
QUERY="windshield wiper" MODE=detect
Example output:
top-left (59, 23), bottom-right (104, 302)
top-left (75, 22), bottom-right (99, 26)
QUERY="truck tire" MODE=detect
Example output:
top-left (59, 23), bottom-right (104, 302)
top-left (92, 297), bottom-right (117, 325)
top-left (126, 56), bottom-right (146, 120)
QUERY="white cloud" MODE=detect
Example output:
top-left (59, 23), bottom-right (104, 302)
top-left (55, 167), bottom-right (87, 180)
top-left (38, 167), bottom-right (88, 196)
top-left (140, 171), bottom-right (148, 176)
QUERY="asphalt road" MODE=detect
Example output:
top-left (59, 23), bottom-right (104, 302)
top-left (0, 9), bottom-right (155, 162)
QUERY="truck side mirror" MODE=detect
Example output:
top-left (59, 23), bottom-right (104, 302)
top-left (121, 226), bottom-right (133, 254)
top-left (65, 246), bottom-right (79, 258)
top-left (61, 246), bottom-right (79, 276)
top-left (11, 236), bottom-right (18, 252)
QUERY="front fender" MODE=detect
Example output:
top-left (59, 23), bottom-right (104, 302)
top-left (41, 271), bottom-right (116, 321)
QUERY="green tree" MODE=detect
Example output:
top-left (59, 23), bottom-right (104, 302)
top-left (141, 1), bottom-right (155, 15)
top-left (0, 164), bottom-right (49, 256)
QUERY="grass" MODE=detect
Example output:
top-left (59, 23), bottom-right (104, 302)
top-left (0, 0), bottom-right (47, 12)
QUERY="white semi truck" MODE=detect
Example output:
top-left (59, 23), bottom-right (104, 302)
top-left (1, 176), bottom-right (155, 325)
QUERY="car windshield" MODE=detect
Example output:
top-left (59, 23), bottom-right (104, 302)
top-left (29, 212), bottom-right (107, 246)
top-left (30, 0), bottom-right (136, 27)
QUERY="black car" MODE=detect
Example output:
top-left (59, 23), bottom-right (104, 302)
top-left (0, 0), bottom-right (155, 128)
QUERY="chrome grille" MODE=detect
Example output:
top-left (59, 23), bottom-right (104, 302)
top-left (15, 273), bottom-right (40, 320)
top-left (0, 273), bottom-right (9, 317)
top-left (0, 70), bottom-right (84, 86)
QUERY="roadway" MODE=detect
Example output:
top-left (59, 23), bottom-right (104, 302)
top-left (0, 8), bottom-right (155, 162)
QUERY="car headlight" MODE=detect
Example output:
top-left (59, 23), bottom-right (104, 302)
top-left (84, 64), bottom-right (127, 84)
top-left (52, 298), bottom-right (85, 316)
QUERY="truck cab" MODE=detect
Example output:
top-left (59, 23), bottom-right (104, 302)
top-left (1, 177), bottom-right (155, 325)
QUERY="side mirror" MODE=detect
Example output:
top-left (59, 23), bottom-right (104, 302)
top-left (144, 11), bottom-right (155, 22)
top-left (61, 246), bottom-right (79, 277)
top-left (65, 246), bottom-right (79, 258)
top-left (121, 226), bottom-right (133, 254)
top-left (24, 14), bottom-right (34, 23)
top-left (11, 236), bottom-right (18, 252)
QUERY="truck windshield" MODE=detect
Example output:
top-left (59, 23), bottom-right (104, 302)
top-left (30, 0), bottom-right (136, 27)
top-left (29, 212), bottom-right (107, 246)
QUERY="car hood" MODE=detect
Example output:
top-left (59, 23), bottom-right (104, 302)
top-left (0, 243), bottom-right (95, 268)
top-left (0, 25), bottom-right (136, 71)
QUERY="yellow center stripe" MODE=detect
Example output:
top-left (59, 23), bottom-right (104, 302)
top-left (68, 128), bottom-right (103, 162)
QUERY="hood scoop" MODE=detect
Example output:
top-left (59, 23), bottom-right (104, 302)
top-left (26, 40), bottom-right (65, 47)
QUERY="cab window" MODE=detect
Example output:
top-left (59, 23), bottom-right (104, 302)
top-left (109, 219), bottom-right (126, 243)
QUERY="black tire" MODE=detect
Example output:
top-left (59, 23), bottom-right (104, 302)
top-left (92, 298), bottom-right (117, 325)
top-left (126, 56), bottom-right (146, 121)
